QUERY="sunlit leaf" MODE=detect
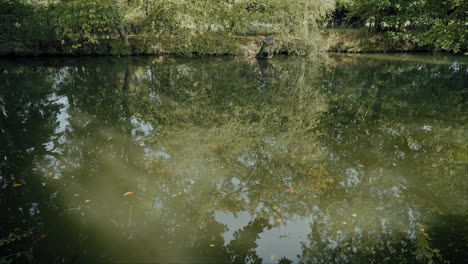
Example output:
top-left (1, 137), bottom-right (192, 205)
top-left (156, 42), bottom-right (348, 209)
top-left (84, 200), bottom-right (91, 203)
top-left (12, 184), bottom-right (23, 187)
top-left (122, 192), bottom-right (134, 196)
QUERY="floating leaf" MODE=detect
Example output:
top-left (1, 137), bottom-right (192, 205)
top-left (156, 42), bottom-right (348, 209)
top-left (190, 180), bottom-right (196, 184)
top-left (209, 244), bottom-right (215, 247)
top-left (273, 205), bottom-right (281, 212)
top-left (74, 194), bottom-right (79, 197)
top-left (14, 228), bottom-right (21, 231)
top-left (351, 214), bottom-right (357, 217)
top-left (123, 192), bottom-right (134, 196)
top-left (13, 184), bottom-right (23, 187)
top-left (40, 234), bottom-right (48, 239)
top-left (287, 188), bottom-right (294, 193)
top-left (84, 200), bottom-right (91, 203)
top-left (357, 164), bottom-right (365, 168)
top-left (342, 221), bottom-right (347, 225)
top-left (106, 137), bottom-right (112, 141)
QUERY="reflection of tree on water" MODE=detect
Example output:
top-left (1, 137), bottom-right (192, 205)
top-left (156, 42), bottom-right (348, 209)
top-left (0, 63), bottom-right (60, 262)
top-left (256, 59), bottom-right (276, 91)
top-left (1, 56), bottom-right (467, 263)
top-left (297, 57), bottom-right (467, 264)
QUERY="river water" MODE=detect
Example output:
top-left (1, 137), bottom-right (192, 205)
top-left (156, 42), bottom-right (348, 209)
top-left (1, 54), bottom-right (467, 263)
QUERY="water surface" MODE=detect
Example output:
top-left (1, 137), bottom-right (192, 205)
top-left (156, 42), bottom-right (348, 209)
top-left (1, 54), bottom-right (467, 263)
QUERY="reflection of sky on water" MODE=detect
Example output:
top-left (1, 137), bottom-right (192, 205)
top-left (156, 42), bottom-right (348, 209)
top-left (215, 211), bottom-right (311, 263)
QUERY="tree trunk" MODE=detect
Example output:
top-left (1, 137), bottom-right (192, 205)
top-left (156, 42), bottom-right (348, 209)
top-left (117, 25), bottom-right (130, 48)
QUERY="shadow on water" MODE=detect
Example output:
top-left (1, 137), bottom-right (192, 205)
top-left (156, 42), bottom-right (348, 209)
top-left (0, 54), bottom-right (467, 263)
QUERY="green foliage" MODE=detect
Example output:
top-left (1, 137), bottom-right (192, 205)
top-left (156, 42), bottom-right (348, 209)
top-left (418, 4), bottom-right (467, 53)
top-left (0, 0), bottom-right (57, 55)
top-left (54, 0), bottom-right (122, 48)
top-left (333, 0), bottom-right (467, 53)
top-left (0, 0), bottom-right (337, 55)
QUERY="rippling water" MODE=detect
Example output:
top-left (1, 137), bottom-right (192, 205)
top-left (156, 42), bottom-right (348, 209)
top-left (1, 54), bottom-right (467, 263)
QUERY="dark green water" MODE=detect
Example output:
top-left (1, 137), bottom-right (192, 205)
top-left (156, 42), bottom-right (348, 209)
top-left (1, 54), bottom-right (467, 264)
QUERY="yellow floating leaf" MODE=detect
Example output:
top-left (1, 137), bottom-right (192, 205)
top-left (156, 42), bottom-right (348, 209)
top-left (190, 180), bottom-right (196, 184)
top-left (420, 228), bottom-right (425, 232)
top-left (342, 221), bottom-right (347, 225)
top-left (357, 164), bottom-right (365, 168)
top-left (209, 244), bottom-right (215, 247)
top-left (351, 214), bottom-right (357, 217)
top-left (123, 192), bottom-right (134, 196)
top-left (74, 194), bottom-right (79, 197)
top-left (106, 137), bottom-right (113, 141)
top-left (84, 200), bottom-right (91, 203)
top-left (13, 184), bottom-right (23, 187)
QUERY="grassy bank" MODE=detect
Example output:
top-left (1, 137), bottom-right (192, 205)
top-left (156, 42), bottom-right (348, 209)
top-left (322, 29), bottom-right (434, 53)
top-left (0, 29), bottom-right (460, 57)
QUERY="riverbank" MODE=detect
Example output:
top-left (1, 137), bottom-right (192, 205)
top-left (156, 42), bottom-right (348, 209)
top-left (0, 29), bottom-right (461, 57)
top-left (322, 29), bottom-right (431, 53)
